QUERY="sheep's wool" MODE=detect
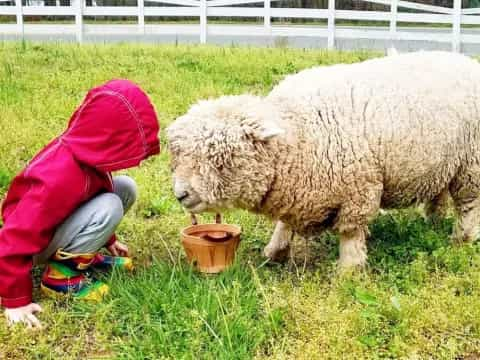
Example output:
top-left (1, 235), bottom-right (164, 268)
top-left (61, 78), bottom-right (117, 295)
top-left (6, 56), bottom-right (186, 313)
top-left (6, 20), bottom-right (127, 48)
top-left (168, 51), bottom-right (480, 263)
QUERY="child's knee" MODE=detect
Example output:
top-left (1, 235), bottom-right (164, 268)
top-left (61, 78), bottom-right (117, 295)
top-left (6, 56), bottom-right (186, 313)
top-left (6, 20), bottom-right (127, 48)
top-left (97, 193), bottom-right (124, 228)
top-left (113, 175), bottom-right (137, 211)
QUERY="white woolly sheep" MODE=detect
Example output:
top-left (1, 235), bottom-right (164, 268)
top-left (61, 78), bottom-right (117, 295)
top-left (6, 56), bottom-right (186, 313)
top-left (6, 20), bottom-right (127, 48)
top-left (267, 48), bottom-right (451, 247)
top-left (167, 51), bottom-right (480, 268)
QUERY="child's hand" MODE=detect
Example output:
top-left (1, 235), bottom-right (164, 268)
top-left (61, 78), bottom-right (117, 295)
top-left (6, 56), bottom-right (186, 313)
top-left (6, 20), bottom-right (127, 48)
top-left (5, 303), bottom-right (43, 329)
top-left (107, 241), bottom-right (129, 257)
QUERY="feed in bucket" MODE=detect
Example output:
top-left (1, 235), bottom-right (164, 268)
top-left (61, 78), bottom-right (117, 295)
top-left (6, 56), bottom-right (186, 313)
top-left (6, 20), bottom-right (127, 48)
top-left (181, 214), bottom-right (242, 273)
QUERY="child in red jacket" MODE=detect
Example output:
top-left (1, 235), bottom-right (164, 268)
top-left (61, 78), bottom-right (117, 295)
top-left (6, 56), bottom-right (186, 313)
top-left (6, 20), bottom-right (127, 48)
top-left (0, 79), bottom-right (160, 328)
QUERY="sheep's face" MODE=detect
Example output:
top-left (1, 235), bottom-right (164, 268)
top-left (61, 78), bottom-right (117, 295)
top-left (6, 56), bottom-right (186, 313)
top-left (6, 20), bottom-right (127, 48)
top-left (167, 95), bottom-right (283, 214)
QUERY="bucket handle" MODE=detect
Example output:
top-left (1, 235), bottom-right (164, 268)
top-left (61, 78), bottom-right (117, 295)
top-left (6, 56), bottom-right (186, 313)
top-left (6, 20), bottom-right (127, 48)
top-left (190, 213), bottom-right (222, 225)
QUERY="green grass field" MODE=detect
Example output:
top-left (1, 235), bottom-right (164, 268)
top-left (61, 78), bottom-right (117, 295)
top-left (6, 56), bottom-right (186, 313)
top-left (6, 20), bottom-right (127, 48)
top-left (1, 42), bottom-right (480, 359)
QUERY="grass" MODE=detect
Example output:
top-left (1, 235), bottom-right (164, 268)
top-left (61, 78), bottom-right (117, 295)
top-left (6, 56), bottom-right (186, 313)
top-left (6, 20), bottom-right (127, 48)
top-left (0, 41), bottom-right (480, 359)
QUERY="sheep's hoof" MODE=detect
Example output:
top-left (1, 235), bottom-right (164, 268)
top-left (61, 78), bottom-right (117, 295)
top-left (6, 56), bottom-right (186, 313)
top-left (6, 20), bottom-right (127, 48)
top-left (264, 244), bottom-right (290, 262)
top-left (451, 233), bottom-right (476, 245)
top-left (337, 256), bottom-right (367, 271)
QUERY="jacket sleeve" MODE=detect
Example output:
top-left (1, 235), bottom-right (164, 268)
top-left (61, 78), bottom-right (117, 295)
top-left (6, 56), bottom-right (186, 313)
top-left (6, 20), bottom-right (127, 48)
top-left (0, 176), bottom-right (84, 308)
top-left (105, 234), bottom-right (117, 247)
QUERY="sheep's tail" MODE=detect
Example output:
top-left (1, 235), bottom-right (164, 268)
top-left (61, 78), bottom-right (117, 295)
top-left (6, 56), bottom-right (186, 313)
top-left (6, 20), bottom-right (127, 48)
top-left (386, 47), bottom-right (399, 56)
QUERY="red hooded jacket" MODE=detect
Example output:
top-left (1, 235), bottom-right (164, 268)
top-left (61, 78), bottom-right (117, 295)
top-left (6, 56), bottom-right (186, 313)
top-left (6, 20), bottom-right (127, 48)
top-left (0, 80), bottom-right (160, 308)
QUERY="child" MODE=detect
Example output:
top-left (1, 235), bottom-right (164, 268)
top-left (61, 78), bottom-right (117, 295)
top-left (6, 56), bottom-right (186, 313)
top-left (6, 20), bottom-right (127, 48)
top-left (0, 79), bottom-right (160, 328)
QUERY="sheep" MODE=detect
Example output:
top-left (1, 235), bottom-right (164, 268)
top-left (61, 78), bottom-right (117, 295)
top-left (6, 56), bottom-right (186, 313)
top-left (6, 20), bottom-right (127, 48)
top-left (266, 49), bottom-right (452, 252)
top-left (167, 51), bottom-right (480, 268)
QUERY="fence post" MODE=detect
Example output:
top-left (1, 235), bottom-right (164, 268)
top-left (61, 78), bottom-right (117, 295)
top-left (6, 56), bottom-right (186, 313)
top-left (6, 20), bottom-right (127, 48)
top-left (200, 0), bottom-right (207, 44)
top-left (327, 0), bottom-right (335, 49)
top-left (264, 0), bottom-right (271, 33)
top-left (452, 0), bottom-right (461, 52)
top-left (138, 0), bottom-right (145, 34)
top-left (15, 0), bottom-right (24, 39)
top-left (75, 0), bottom-right (83, 43)
top-left (389, 0), bottom-right (397, 42)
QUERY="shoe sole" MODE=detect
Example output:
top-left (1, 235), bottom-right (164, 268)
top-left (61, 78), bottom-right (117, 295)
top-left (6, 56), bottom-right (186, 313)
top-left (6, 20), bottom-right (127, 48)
top-left (40, 284), bottom-right (65, 299)
top-left (40, 283), bottom-right (109, 302)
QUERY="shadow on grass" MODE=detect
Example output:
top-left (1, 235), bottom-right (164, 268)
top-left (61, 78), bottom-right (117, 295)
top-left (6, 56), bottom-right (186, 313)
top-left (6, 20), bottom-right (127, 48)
top-left (368, 210), bottom-right (453, 268)
top-left (263, 209), bottom-right (480, 291)
top-left (367, 211), bottom-right (480, 293)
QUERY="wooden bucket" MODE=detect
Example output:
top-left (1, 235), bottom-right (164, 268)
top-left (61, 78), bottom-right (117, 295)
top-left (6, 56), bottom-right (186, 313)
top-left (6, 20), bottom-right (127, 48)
top-left (181, 214), bottom-right (242, 273)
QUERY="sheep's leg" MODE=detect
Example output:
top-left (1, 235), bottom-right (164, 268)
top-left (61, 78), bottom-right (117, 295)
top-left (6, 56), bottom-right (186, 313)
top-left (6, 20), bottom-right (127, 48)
top-left (424, 188), bottom-right (451, 220)
top-left (264, 220), bottom-right (293, 262)
top-left (450, 167), bottom-right (480, 244)
top-left (451, 198), bottom-right (480, 244)
top-left (335, 184), bottom-right (382, 268)
top-left (338, 227), bottom-right (368, 268)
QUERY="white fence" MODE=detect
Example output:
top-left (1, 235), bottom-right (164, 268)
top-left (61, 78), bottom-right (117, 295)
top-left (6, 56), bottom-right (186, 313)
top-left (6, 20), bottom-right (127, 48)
top-left (1, 0), bottom-right (480, 51)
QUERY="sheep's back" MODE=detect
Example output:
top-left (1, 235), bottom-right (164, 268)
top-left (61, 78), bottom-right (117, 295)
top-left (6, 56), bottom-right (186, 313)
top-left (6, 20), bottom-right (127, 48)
top-left (284, 52), bottom-right (480, 207)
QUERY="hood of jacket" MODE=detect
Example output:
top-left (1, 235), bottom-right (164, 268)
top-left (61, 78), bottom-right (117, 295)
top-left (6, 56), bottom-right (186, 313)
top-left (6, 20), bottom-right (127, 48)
top-left (61, 79), bottom-right (160, 172)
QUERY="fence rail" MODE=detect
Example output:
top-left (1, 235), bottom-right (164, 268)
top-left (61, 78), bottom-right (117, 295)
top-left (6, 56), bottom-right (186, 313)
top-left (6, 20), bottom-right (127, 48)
top-left (0, 0), bottom-right (479, 51)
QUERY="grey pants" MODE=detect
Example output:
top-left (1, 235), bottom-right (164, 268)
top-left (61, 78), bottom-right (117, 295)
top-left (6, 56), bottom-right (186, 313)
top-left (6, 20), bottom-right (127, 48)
top-left (34, 175), bottom-right (137, 265)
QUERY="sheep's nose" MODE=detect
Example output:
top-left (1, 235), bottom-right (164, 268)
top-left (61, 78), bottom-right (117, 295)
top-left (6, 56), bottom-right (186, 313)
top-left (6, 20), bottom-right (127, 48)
top-left (173, 177), bottom-right (190, 202)
top-left (175, 191), bottom-right (189, 202)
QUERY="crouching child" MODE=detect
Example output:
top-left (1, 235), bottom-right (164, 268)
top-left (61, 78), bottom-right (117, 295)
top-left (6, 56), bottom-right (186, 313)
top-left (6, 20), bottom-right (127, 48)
top-left (0, 79), bottom-right (160, 328)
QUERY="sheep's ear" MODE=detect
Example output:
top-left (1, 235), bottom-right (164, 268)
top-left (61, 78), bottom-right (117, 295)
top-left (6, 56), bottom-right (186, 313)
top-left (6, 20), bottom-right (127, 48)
top-left (255, 123), bottom-right (284, 141)
top-left (242, 119), bottom-right (284, 141)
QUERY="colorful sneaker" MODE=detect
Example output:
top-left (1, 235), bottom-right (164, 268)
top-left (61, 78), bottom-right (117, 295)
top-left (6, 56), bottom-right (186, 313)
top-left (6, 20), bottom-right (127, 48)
top-left (52, 249), bottom-right (97, 271)
top-left (91, 254), bottom-right (134, 272)
top-left (41, 261), bottom-right (109, 301)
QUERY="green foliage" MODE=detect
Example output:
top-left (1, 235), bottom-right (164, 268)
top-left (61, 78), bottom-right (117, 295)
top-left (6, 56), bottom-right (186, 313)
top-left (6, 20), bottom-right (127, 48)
top-left (142, 196), bottom-right (181, 218)
top-left (76, 261), bottom-right (285, 360)
top-left (0, 168), bottom-right (11, 192)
